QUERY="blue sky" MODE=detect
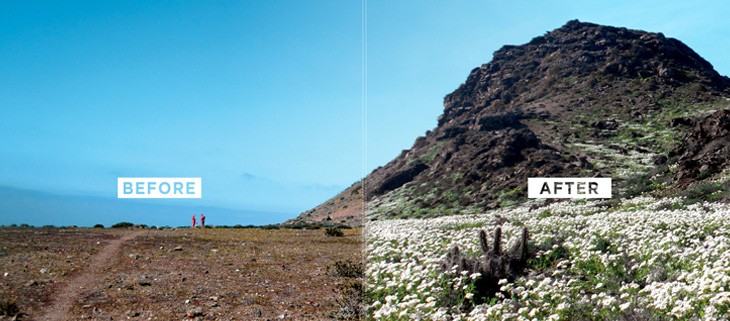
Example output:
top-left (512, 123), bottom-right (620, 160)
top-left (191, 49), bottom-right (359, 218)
top-left (1, 1), bottom-right (728, 226)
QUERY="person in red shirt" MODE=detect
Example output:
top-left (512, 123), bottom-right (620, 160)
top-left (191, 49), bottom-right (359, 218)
top-left (192, 214), bottom-right (196, 228)
top-left (200, 214), bottom-right (206, 228)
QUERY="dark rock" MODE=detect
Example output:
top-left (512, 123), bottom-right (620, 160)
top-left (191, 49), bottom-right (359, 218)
top-left (372, 161), bottom-right (429, 196)
top-left (653, 155), bottom-right (668, 165)
top-left (670, 117), bottom-right (694, 127)
top-left (672, 109), bottom-right (730, 183)
top-left (136, 277), bottom-right (151, 286)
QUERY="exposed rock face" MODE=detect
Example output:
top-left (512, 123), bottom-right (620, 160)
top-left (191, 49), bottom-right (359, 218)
top-left (446, 21), bottom-right (725, 116)
top-left (293, 20), bottom-right (730, 224)
top-left (672, 109), bottom-right (730, 183)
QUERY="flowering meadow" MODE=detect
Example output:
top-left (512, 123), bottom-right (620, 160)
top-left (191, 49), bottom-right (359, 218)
top-left (366, 197), bottom-right (730, 320)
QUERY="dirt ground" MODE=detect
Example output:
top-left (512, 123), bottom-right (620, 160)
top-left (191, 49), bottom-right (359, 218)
top-left (0, 226), bottom-right (362, 321)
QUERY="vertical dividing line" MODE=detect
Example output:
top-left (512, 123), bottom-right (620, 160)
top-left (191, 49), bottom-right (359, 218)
top-left (361, 0), bottom-right (368, 273)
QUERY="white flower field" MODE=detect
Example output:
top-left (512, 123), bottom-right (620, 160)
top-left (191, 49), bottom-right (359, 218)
top-left (366, 196), bottom-right (730, 320)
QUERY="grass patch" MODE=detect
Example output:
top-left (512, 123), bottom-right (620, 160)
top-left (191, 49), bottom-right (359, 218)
top-left (680, 181), bottom-right (728, 204)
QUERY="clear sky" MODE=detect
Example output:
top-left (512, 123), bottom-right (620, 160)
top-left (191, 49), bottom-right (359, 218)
top-left (1, 1), bottom-right (728, 226)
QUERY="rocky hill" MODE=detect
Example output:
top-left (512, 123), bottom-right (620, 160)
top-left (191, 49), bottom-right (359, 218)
top-left (290, 20), bottom-right (730, 226)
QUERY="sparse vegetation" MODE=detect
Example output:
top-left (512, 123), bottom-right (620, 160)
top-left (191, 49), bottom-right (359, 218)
top-left (497, 186), bottom-right (522, 208)
top-left (330, 259), bottom-right (364, 278)
top-left (325, 227), bottom-right (345, 237)
top-left (0, 226), bottom-right (361, 319)
top-left (680, 181), bottom-right (728, 204)
top-left (334, 281), bottom-right (364, 320)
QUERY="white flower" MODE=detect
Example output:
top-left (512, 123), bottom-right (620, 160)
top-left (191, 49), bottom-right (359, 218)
top-left (366, 196), bottom-right (730, 320)
top-left (619, 302), bottom-right (631, 311)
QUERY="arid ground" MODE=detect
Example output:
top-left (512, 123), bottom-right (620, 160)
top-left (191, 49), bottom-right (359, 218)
top-left (0, 226), bottom-right (362, 321)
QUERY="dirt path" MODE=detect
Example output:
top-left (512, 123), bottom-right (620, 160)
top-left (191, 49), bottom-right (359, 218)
top-left (39, 230), bottom-right (144, 321)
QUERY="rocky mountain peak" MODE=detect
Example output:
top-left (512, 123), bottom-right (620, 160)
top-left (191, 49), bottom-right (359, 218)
top-left (291, 20), bottom-right (730, 226)
top-left (440, 20), bottom-right (729, 126)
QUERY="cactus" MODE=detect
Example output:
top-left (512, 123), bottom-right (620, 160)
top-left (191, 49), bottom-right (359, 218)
top-left (439, 227), bottom-right (530, 306)
top-left (491, 227), bottom-right (502, 256)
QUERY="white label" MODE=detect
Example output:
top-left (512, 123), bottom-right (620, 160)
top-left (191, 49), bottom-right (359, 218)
top-left (528, 177), bottom-right (611, 199)
top-left (117, 177), bottom-right (202, 199)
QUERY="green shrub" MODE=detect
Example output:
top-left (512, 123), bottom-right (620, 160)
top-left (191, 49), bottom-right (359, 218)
top-left (329, 259), bottom-right (364, 278)
top-left (111, 222), bottom-right (134, 228)
top-left (529, 237), bottom-right (570, 271)
top-left (680, 182), bottom-right (728, 204)
top-left (324, 227), bottom-right (345, 237)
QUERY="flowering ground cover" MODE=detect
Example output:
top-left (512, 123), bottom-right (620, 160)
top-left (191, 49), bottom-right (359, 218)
top-left (366, 196), bottom-right (730, 320)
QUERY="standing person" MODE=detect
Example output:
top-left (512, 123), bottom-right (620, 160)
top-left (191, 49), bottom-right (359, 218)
top-left (200, 214), bottom-right (206, 228)
top-left (192, 214), bottom-right (196, 228)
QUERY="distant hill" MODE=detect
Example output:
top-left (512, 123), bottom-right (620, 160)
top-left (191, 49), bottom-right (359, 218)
top-left (0, 186), bottom-right (291, 227)
top-left (291, 20), bottom-right (730, 225)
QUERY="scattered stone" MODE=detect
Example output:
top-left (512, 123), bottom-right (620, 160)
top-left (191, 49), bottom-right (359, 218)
top-left (186, 308), bottom-right (203, 318)
top-left (39, 268), bottom-right (48, 274)
top-left (136, 277), bottom-right (151, 286)
top-left (591, 119), bottom-right (619, 130)
top-left (126, 310), bottom-right (140, 317)
top-left (173, 246), bottom-right (183, 252)
top-left (253, 308), bottom-right (262, 317)
top-left (128, 253), bottom-right (141, 260)
top-left (26, 280), bottom-right (38, 286)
